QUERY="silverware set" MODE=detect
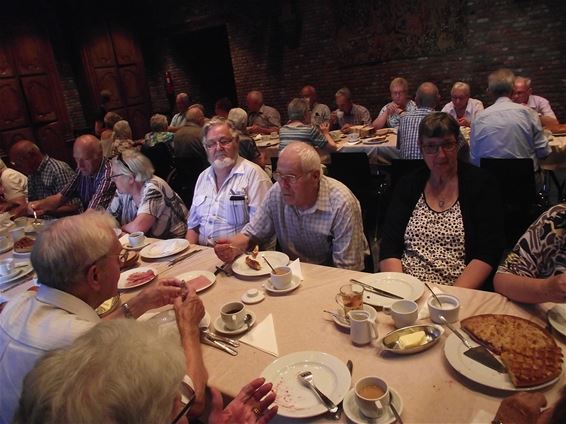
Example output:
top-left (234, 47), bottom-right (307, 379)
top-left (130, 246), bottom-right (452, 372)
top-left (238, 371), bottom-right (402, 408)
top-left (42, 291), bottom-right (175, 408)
top-left (200, 328), bottom-right (239, 356)
top-left (349, 278), bottom-right (404, 300)
top-left (156, 249), bottom-right (202, 276)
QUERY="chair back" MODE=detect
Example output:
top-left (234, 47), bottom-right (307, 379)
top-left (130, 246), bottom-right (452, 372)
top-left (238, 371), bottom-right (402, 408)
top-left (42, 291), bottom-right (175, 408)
top-left (167, 157), bottom-right (208, 207)
top-left (141, 143), bottom-right (173, 180)
top-left (390, 159), bottom-right (426, 190)
top-left (329, 152), bottom-right (371, 189)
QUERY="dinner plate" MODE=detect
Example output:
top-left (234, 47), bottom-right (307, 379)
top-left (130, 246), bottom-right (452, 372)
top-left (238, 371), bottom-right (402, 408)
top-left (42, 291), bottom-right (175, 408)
top-left (0, 241), bottom-right (13, 254)
top-left (547, 305), bottom-right (566, 337)
top-left (263, 276), bottom-right (301, 294)
top-left (0, 264), bottom-right (34, 286)
top-left (444, 333), bottom-right (562, 391)
top-left (175, 271), bottom-right (216, 293)
top-left (118, 266), bottom-right (158, 290)
top-left (355, 272), bottom-right (425, 307)
top-left (140, 239), bottom-right (190, 259)
top-left (213, 310), bottom-right (256, 335)
top-left (261, 351), bottom-right (351, 418)
top-left (378, 324), bottom-right (444, 354)
top-left (231, 251), bottom-right (289, 277)
top-left (149, 309), bottom-right (211, 329)
top-left (0, 268), bottom-right (22, 282)
top-left (331, 304), bottom-right (377, 330)
top-left (343, 387), bottom-right (403, 424)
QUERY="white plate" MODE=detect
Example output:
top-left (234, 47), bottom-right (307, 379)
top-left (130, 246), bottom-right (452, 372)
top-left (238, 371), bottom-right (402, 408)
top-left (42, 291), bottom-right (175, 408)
top-left (263, 275), bottom-right (301, 294)
top-left (176, 271), bottom-right (216, 293)
top-left (0, 241), bottom-right (13, 254)
top-left (343, 387), bottom-right (403, 424)
top-left (548, 305), bottom-right (566, 337)
top-left (444, 333), bottom-right (562, 391)
top-left (118, 266), bottom-right (158, 290)
top-left (122, 241), bottom-right (150, 251)
top-left (140, 239), bottom-right (190, 259)
top-left (241, 289), bottom-right (265, 304)
top-left (213, 310), bottom-right (256, 335)
top-left (149, 309), bottom-right (211, 328)
top-left (231, 251), bottom-right (289, 277)
top-left (261, 351), bottom-right (352, 418)
top-left (355, 272), bottom-right (425, 308)
top-left (0, 268), bottom-right (21, 282)
top-left (331, 304), bottom-right (378, 330)
top-left (0, 264), bottom-right (34, 285)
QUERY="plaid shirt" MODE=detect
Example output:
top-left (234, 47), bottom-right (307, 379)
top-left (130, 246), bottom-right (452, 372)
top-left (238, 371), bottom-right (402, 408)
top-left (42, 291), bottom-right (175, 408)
top-left (397, 107), bottom-right (435, 159)
top-left (242, 176), bottom-right (368, 270)
top-left (61, 158), bottom-right (116, 210)
top-left (29, 156), bottom-right (76, 201)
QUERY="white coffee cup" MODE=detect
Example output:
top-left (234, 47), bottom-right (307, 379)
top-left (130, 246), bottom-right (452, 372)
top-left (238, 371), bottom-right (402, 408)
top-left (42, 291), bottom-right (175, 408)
top-left (128, 231), bottom-right (145, 247)
top-left (347, 133), bottom-right (360, 142)
top-left (354, 376), bottom-right (390, 418)
top-left (383, 300), bottom-right (418, 328)
top-left (270, 266), bottom-right (292, 289)
top-left (9, 227), bottom-right (25, 242)
top-left (348, 310), bottom-right (377, 345)
top-left (220, 301), bottom-right (246, 330)
top-left (13, 217), bottom-right (27, 228)
top-left (427, 294), bottom-right (460, 324)
top-left (0, 235), bottom-right (10, 250)
top-left (0, 258), bottom-right (15, 276)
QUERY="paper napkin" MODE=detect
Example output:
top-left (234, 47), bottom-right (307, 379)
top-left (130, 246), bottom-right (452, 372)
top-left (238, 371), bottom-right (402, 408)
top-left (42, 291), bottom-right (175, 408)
top-left (289, 258), bottom-right (303, 281)
top-left (417, 286), bottom-right (444, 320)
top-left (239, 313), bottom-right (279, 357)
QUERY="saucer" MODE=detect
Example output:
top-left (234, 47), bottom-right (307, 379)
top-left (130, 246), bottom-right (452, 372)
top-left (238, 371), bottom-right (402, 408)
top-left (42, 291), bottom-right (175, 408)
top-left (122, 241), bottom-right (150, 251)
top-left (343, 387), bottom-right (403, 424)
top-left (241, 289), bottom-right (265, 304)
top-left (263, 275), bottom-right (301, 294)
top-left (0, 268), bottom-right (21, 282)
top-left (213, 310), bottom-right (256, 335)
top-left (333, 304), bottom-right (378, 330)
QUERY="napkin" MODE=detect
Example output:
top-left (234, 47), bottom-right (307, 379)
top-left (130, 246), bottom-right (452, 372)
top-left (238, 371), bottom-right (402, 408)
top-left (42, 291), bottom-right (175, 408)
top-left (417, 286), bottom-right (444, 320)
top-left (289, 258), bottom-right (303, 281)
top-left (470, 409), bottom-right (494, 423)
top-left (239, 313), bottom-right (279, 357)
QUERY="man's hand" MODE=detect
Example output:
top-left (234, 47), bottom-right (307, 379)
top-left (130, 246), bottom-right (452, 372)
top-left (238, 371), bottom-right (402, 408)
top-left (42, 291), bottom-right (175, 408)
top-left (386, 103), bottom-right (403, 116)
top-left (341, 123), bottom-right (352, 131)
top-left (494, 392), bottom-right (547, 424)
top-left (319, 122), bottom-right (330, 134)
top-left (457, 117), bottom-right (471, 127)
top-left (209, 377), bottom-right (277, 424)
top-left (174, 286), bottom-right (205, 340)
top-left (214, 239), bottom-right (237, 263)
top-left (138, 278), bottom-right (183, 311)
top-left (28, 202), bottom-right (46, 217)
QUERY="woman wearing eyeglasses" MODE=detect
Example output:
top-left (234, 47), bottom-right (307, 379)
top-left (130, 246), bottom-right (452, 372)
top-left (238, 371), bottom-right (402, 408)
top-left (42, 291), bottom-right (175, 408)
top-left (107, 150), bottom-right (188, 239)
top-left (379, 112), bottom-right (505, 288)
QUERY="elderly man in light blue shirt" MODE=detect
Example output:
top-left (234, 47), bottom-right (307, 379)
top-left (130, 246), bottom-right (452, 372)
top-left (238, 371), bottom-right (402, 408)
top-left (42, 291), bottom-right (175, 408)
top-left (470, 69), bottom-right (550, 171)
top-left (441, 82), bottom-right (484, 127)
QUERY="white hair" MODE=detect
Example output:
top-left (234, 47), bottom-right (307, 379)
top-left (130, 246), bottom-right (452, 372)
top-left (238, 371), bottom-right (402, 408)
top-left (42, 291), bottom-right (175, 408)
top-left (111, 149), bottom-right (154, 183)
top-left (112, 120), bottom-right (133, 139)
top-left (488, 68), bottom-right (515, 97)
top-left (202, 116), bottom-right (238, 145)
top-left (150, 114), bottom-right (169, 132)
top-left (227, 108), bottom-right (248, 131)
top-left (515, 76), bottom-right (532, 88)
top-left (335, 87), bottom-right (352, 100)
top-left (280, 141), bottom-right (321, 173)
top-left (451, 82), bottom-right (471, 95)
top-left (31, 211), bottom-right (117, 292)
top-left (14, 320), bottom-right (185, 424)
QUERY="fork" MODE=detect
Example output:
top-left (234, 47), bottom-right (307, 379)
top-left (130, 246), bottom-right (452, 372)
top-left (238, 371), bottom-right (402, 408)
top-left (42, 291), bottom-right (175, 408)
top-left (297, 371), bottom-right (338, 413)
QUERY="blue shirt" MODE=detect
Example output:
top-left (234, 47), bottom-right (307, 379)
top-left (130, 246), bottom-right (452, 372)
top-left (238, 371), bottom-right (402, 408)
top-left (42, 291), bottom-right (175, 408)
top-left (397, 107), bottom-right (435, 159)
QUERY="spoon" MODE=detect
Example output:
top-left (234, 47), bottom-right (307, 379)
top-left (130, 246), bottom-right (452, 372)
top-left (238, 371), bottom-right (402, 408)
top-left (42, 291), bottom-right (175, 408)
top-left (424, 282), bottom-right (442, 307)
top-left (244, 313), bottom-right (253, 330)
top-left (323, 309), bottom-right (349, 325)
top-left (261, 255), bottom-right (276, 272)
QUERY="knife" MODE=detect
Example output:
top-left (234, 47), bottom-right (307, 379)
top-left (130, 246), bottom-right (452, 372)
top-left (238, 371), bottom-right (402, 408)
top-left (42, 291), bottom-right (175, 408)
top-left (201, 334), bottom-right (238, 356)
top-left (332, 360), bottom-right (353, 420)
top-left (350, 279), bottom-right (404, 300)
top-left (440, 316), bottom-right (506, 373)
top-left (169, 249), bottom-right (202, 266)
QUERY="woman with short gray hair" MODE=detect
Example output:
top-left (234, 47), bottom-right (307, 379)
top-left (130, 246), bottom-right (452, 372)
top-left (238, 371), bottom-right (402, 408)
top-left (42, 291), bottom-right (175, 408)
top-left (144, 113), bottom-right (174, 153)
top-left (107, 149), bottom-right (188, 238)
top-left (227, 108), bottom-right (265, 168)
top-left (111, 120), bottom-right (138, 156)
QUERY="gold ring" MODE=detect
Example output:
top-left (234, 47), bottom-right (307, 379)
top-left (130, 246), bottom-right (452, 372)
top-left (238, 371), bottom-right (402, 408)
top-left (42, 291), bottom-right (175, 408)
top-left (252, 406), bottom-right (261, 416)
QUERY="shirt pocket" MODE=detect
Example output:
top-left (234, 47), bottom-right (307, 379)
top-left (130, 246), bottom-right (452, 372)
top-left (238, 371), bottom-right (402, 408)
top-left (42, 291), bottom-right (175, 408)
top-left (225, 197), bottom-right (249, 226)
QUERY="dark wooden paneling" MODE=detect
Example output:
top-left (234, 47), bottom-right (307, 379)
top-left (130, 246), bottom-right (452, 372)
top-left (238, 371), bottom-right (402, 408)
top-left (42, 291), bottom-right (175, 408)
top-left (126, 105), bottom-right (149, 139)
top-left (21, 75), bottom-right (57, 123)
top-left (0, 41), bottom-right (14, 78)
top-left (111, 29), bottom-right (139, 65)
top-left (1, 127), bottom-right (35, 155)
top-left (12, 32), bottom-right (46, 75)
top-left (119, 65), bottom-right (143, 106)
top-left (36, 121), bottom-right (64, 159)
top-left (94, 67), bottom-right (123, 109)
top-left (0, 79), bottom-right (28, 130)
top-left (88, 29), bottom-right (116, 68)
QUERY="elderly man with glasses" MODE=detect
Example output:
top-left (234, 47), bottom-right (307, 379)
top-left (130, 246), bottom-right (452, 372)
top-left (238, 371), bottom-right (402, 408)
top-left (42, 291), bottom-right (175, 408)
top-left (186, 117), bottom-right (272, 247)
top-left (215, 142), bottom-right (368, 270)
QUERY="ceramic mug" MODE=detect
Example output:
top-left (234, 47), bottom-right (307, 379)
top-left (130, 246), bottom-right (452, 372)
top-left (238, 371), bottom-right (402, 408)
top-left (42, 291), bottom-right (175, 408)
top-left (427, 294), bottom-right (460, 324)
top-left (0, 258), bottom-right (15, 276)
top-left (335, 283), bottom-right (364, 315)
top-left (220, 301), bottom-right (246, 330)
top-left (383, 300), bottom-right (418, 328)
top-left (128, 231), bottom-right (145, 248)
top-left (348, 309), bottom-right (377, 345)
top-left (354, 376), bottom-right (390, 418)
top-left (270, 266), bottom-right (292, 289)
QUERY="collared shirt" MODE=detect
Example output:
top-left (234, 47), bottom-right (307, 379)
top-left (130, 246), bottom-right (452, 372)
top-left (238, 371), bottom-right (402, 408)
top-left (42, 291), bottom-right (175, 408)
top-left (248, 104), bottom-right (281, 129)
top-left (29, 156), bottom-right (76, 201)
top-left (188, 157), bottom-right (272, 246)
top-left (242, 176), bottom-right (368, 270)
top-left (470, 97), bottom-right (551, 170)
top-left (171, 112), bottom-right (187, 128)
top-left (397, 107), bottom-right (435, 159)
top-left (0, 285), bottom-right (100, 423)
top-left (378, 100), bottom-right (418, 128)
top-left (173, 122), bottom-right (207, 162)
top-left (334, 103), bottom-right (371, 128)
top-left (441, 98), bottom-right (484, 123)
top-left (310, 102), bottom-right (331, 125)
top-left (0, 168), bottom-right (27, 201)
top-left (108, 176), bottom-right (189, 239)
top-left (278, 123), bottom-right (328, 151)
top-left (526, 95), bottom-right (557, 120)
top-left (61, 158), bottom-right (116, 210)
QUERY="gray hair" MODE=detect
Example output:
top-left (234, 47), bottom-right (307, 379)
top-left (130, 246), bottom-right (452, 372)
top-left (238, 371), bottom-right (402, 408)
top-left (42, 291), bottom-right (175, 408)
top-left (287, 98), bottom-right (309, 121)
top-left (335, 87), bottom-right (352, 100)
top-left (390, 77), bottom-right (409, 91)
top-left (103, 112), bottom-right (122, 129)
top-left (488, 68), bottom-right (515, 97)
top-left (515, 76), bottom-right (532, 88)
top-left (14, 320), bottom-right (185, 424)
top-left (150, 114), bottom-right (168, 132)
top-left (415, 82), bottom-right (439, 108)
top-left (0, 158), bottom-right (6, 171)
top-left (280, 141), bottom-right (321, 173)
top-left (111, 149), bottom-right (154, 183)
top-left (227, 108), bottom-right (248, 132)
top-left (31, 211), bottom-right (117, 292)
top-left (202, 116), bottom-right (238, 145)
top-left (451, 82), bottom-right (470, 95)
top-left (113, 120), bottom-right (133, 139)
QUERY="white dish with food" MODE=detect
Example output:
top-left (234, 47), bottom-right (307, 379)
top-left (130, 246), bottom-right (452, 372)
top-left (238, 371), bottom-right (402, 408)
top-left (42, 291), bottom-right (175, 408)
top-left (378, 324), bottom-right (444, 354)
top-left (140, 239), bottom-right (190, 259)
top-left (175, 270), bottom-right (216, 293)
top-left (118, 266), bottom-right (158, 290)
top-left (231, 251), bottom-right (289, 277)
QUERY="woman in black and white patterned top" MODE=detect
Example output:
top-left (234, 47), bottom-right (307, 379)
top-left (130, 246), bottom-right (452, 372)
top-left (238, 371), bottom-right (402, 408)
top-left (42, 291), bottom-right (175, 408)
top-left (380, 112), bottom-right (505, 288)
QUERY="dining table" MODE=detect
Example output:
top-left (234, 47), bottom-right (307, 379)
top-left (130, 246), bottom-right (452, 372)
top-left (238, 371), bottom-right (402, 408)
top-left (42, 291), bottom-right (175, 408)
top-left (2, 239), bottom-right (565, 423)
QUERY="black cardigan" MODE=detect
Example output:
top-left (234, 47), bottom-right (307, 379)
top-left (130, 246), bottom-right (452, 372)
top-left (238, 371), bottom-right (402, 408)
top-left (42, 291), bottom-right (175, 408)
top-left (380, 161), bottom-right (505, 268)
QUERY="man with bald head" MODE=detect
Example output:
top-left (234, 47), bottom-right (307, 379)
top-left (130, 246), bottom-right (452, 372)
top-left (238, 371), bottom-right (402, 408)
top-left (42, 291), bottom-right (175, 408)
top-left (246, 90), bottom-right (281, 135)
top-left (512, 76), bottom-right (559, 126)
top-left (300, 85), bottom-right (331, 125)
top-left (9, 140), bottom-right (79, 217)
top-left (398, 82), bottom-right (440, 159)
top-left (441, 82), bottom-right (484, 127)
top-left (173, 106), bottom-right (208, 165)
top-left (28, 135), bottom-right (115, 215)
top-left (168, 92), bottom-right (191, 132)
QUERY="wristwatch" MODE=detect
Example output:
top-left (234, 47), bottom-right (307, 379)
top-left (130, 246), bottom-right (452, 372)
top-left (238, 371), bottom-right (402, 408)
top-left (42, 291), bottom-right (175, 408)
top-left (121, 302), bottom-right (133, 319)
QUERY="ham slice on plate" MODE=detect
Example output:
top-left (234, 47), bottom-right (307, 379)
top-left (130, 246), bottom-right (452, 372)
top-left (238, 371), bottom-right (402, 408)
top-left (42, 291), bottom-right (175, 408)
top-left (184, 275), bottom-right (211, 291)
top-left (126, 270), bottom-right (156, 287)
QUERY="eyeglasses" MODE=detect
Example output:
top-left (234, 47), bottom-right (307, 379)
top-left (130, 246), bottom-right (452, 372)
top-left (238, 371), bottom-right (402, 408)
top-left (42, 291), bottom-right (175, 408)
top-left (204, 137), bottom-right (234, 149)
top-left (117, 153), bottom-right (134, 174)
top-left (273, 171), bottom-right (311, 184)
top-left (421, 142), bottom-right (458, 155)
top-left (107, 173), bottom-right (126, 180)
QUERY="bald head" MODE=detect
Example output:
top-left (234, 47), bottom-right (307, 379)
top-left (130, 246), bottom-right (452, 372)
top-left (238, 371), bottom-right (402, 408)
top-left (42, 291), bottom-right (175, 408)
top-left (186, 107), bottom-right (205, 127)
top-left (300, 85), bottom-right (317, 107)
top-left (73, 135), bottom-right (102, 176)
top-left (246, 91), bottom-right (264, 112)
top-left (9, 140), bottom-right (43, 175)
top-left (415, 82), bottom-right (440, 108)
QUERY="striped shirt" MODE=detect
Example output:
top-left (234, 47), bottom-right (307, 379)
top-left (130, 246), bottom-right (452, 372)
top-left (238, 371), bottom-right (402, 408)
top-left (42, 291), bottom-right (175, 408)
top-left (398, 107), bottom-right (435, 159)
top-left (278, 123), bottom-right (328, 151)
top-left (242, 176), bottom-right (368, 270)
top-left (61, 158), bottom-right (116, 210)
